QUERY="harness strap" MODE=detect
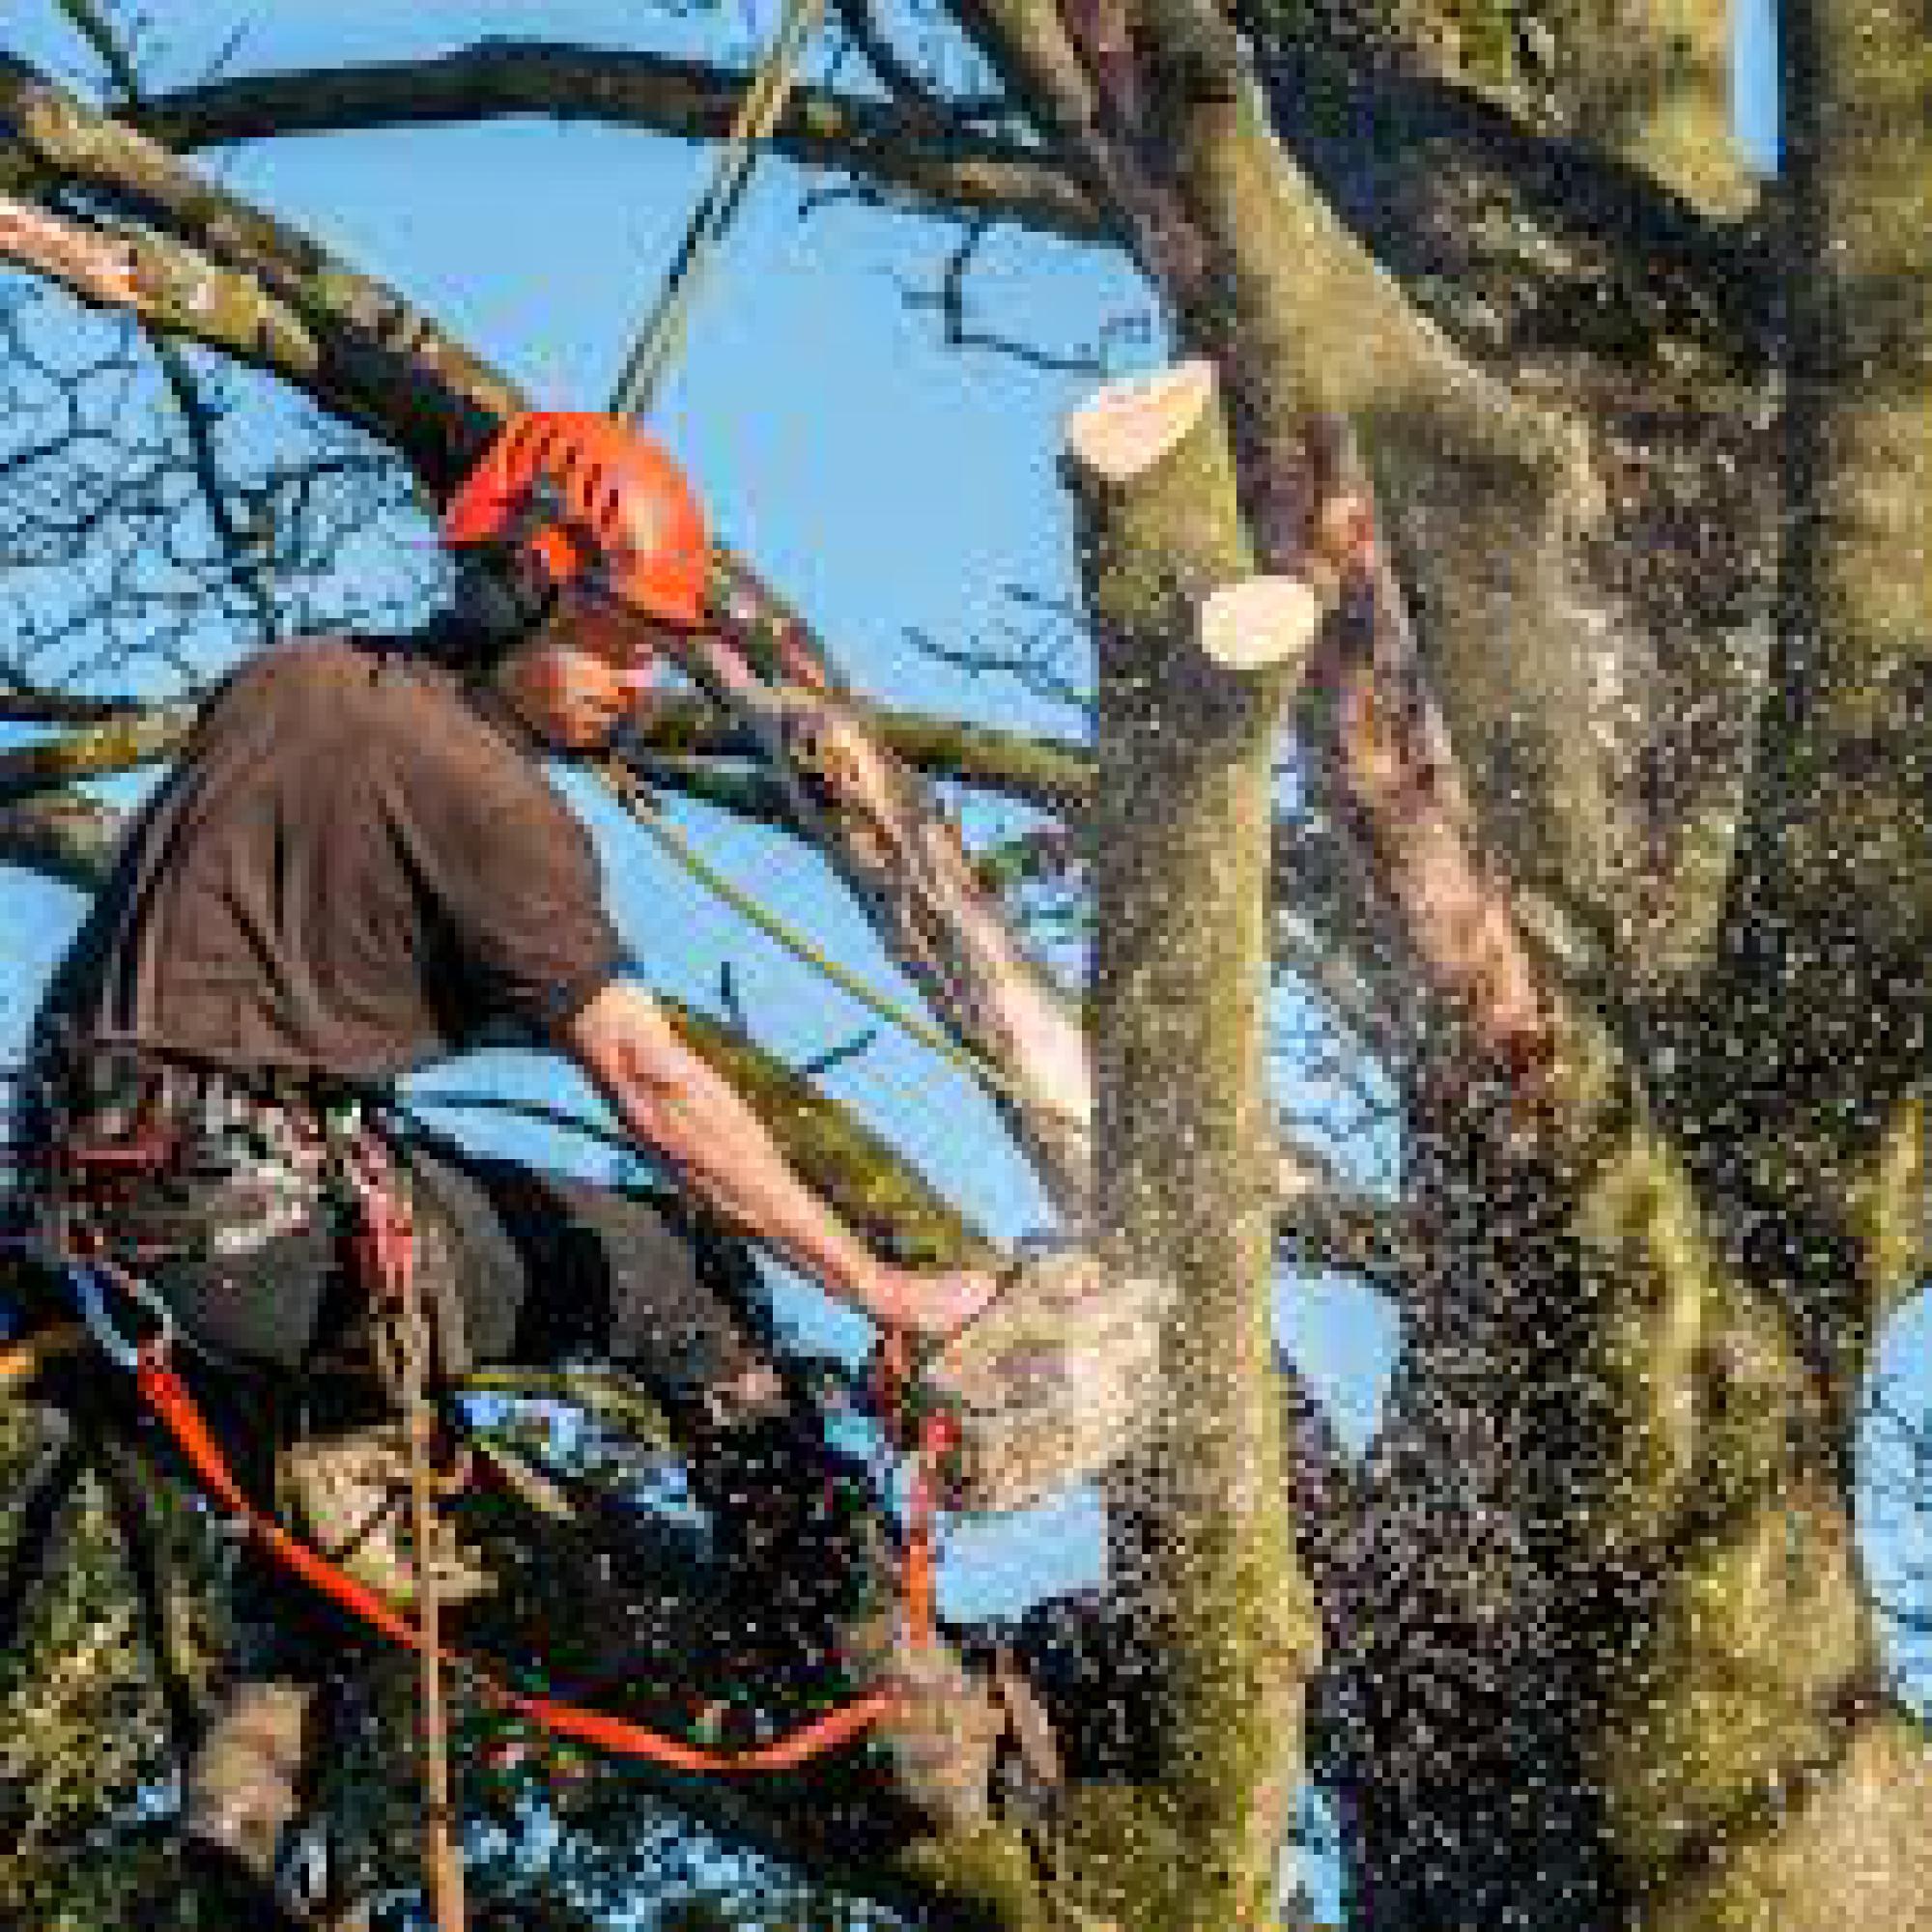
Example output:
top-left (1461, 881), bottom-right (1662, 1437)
top-left (870, 1326), bottom-right (959, 1654)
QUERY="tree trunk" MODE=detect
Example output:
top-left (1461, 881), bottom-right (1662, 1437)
top-left (1065, 361), bottom-right (1321, 1929)
top-left (1332, 1104), bottom-right (1932, 1932)
top-left (1316, 4), bottom-right (1932, 1921)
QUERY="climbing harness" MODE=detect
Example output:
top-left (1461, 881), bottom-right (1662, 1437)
top-left (4, 1115), bottom-right (965, 1932)
top-left (5, 1079), bottom-right (962, 1777)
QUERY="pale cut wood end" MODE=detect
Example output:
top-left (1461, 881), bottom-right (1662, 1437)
top-left (1198, 575), bottom-right (1322, 670)
top-left (1064, 359), bottom-right (1218, 486)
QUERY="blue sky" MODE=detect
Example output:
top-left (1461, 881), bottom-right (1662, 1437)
top-left (1735, 0), bottom-right (1777, 168)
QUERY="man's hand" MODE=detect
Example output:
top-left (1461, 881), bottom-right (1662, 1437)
top-left (866, 1263), bottom-right (1003, 1343)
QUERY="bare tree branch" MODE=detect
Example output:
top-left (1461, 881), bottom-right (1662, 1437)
top-left (0, 680), bottom-right (145, 724)
top-left (1274, 1161), bottom-right (1428, 1296)
top-left (48, 3), bottom-right (280, 642)
top-left (825, 0), bottom-right (1011, 128)
top-left (0, 196), bottom-right (364, 454)
top-left (122, 31), bottom-right (1771, 387)
top-left (896, 215), bottom-right (1111, 373)
top-left (0, 700), bottom-right (196, 806)
top-left (128, 40), bottom-right (1105, 246)
top-left (0, 794), bottom-right (124, 893)
top-left (0, 689), bottom-right (1089, 812)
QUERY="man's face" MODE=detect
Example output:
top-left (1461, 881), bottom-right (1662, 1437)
top-left (494, 588), bottom-right (677, 752)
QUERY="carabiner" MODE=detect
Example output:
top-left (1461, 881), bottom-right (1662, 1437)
top-left (67, 1258), bottom-right (176, 1373)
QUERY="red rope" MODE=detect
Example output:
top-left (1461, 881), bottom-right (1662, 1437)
top-left (868, 1327), bottom-right (964, 1654)
top-left (135, 1341), bottom-right (945, 1775)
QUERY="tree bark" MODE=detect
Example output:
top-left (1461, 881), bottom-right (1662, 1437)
top-left (1329, 1105), bottom-right (1932, 1932)
top-left (1312, 3), bottom-right (1932, 1873)
top-left (1558, 0), bottom-right (1753, 215)
top-left (1071, 360), bottom-right (1320, 1928)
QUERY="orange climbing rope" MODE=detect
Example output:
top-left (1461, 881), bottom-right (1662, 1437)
top-left (132, 1328), bottom-right (957, 1774)
top-left (13, 1092), bottom-right (965, 1787)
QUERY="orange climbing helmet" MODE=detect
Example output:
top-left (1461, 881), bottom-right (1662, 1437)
top-left (441, 412), bottom-right (711, 630)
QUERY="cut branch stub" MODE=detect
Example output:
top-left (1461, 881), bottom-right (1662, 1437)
top-left (1197, 575), bottom-right (1321, 672)
top-left (1065, 358), bottom-right (1252, 634)
top-left (1064, 358), bottom-right (1217, 485)
top-left (1066, 360), bottom-right (1324, 675)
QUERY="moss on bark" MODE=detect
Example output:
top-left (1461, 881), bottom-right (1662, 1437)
top-left (1073, 367), bottom-right (1318, 1928)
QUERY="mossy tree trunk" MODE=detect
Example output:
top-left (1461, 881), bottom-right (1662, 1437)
top-left (1328, 1087), bottom-right (1932, 1931)
top-left (1066, 361), bottom-right (1321, 1929)
top-left (1316, 4), bottom-right (1932, 1924)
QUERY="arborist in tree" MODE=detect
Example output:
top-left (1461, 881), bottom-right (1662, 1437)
top-left (13, 411), bottom-right (1002, 1928)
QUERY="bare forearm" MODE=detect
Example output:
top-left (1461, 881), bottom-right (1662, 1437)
top-left (599, 1025), bottom-right (892, 1320)
top-left (562, 981), bottom-right (996, 1336)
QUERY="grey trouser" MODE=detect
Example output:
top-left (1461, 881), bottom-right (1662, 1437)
top-left (139, 1130), bottom-right (764, 1393)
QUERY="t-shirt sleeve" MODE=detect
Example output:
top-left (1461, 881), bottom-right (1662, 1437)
top-left (395, 761), bottom-right (623, 1038)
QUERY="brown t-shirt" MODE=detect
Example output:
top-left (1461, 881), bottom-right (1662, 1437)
top-left (38, 636), bottom-right (622, 1083)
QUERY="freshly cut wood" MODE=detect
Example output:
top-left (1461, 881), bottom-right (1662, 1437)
top-left (1198, 574), bottom-right (1322, 670)
top-left (1064, 359), bottom-right (1249, 645)
top-left (1065, 358), bottom-right (1217, 484)
top-left (1069, 365), bottom-right (1335, 673)
top-left (0, 196), bottom-right (140, 308)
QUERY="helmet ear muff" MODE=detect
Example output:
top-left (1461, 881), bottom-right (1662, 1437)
top-left (451, 545), bottom-right (559, 660)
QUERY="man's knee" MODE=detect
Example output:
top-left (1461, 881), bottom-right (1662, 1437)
top-left (414, 1150), bottom-right (769, 1387)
